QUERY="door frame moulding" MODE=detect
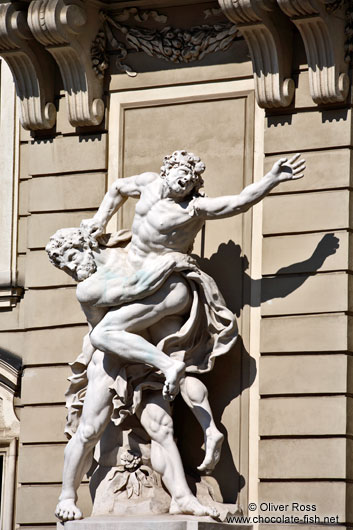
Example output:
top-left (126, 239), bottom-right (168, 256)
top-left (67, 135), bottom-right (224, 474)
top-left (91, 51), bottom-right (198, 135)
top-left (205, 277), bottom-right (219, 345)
top-left (0, 59), bottom-right (22, 308)
top-left (108, 78), bottom-right (262, 510)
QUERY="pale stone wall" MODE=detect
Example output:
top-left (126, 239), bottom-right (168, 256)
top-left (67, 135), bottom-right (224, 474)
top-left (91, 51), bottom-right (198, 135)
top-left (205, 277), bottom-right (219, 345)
top-left (258, 55), bottom-right (353, 526)
top-left (8, 95), bottom-right (108, 526)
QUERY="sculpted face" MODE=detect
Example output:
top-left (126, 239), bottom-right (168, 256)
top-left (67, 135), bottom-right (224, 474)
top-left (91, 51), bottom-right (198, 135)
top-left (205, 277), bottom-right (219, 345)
top-left (164, 164), bottom-right (195, 199)
top-left (62, 246), bottom-right (96, 282)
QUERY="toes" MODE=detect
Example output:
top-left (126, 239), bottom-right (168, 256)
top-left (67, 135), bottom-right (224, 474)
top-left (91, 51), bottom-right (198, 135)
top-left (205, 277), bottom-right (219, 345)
top-left (209, 507), bottom-right (220, 518)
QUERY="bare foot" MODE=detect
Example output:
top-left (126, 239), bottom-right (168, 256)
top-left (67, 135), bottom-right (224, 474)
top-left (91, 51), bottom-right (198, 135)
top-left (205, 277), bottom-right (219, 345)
top-left (197, 429), bottom-right (224, 474)
top-left (55, 499), bottom-right (82, 522)
top-left (163, 360), bottom-right (185, 401)
top-left (170, 495), bottom-right (219, 518)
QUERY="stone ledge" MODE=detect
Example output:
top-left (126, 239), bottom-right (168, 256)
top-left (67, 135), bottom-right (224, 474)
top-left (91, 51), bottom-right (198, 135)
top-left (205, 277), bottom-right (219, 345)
top-left (58, 515), bottom-right (253, 530)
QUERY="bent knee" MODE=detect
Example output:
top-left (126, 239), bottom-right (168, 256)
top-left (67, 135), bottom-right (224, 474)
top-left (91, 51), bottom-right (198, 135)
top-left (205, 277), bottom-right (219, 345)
top-left (90, 319), bottom-right (123, 352)
top-left (77, 422), bottom-right (101, 445)
top-left (164, 274), bottom-right (191, 316)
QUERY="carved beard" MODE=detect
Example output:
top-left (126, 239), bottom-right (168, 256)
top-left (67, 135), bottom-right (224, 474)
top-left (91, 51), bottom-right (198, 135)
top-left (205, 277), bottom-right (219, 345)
top-left (63, 249), bottom-right (97, 282)
top-left (75, 253), bottom-right (97, 282)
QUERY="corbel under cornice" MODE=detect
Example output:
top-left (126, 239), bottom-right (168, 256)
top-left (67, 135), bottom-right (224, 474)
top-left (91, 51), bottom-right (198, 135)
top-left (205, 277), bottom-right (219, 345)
top-left (219, 0), bottom-right (350, 108)
top-left (277, 0), bottom-right (349, 104)
top-left (218, 0), bottom-right (295, 108)
top-left (0, 2), bottom-right (57, 130)
top-left (28, 0), bottom-right (105, 127)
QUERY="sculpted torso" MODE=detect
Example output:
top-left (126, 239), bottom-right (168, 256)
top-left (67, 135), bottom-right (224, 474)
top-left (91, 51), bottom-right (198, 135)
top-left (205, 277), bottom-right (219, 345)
top-left (129, 173), bottom-right (204, 265)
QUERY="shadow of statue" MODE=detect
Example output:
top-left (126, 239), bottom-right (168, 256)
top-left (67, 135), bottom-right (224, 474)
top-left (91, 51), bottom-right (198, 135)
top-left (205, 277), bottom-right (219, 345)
top-left (173, 335), bottom-right (253, 504)
top-left (172, 232), bottom-right (339, 503)
top-left (198, 232), bottom-right (340, 316)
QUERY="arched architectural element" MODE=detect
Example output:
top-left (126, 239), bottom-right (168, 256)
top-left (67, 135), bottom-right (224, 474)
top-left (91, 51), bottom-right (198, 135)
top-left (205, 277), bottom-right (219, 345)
top-left (218, 0), bottom-right (295, 108)
top-left (28, 0), bottom-right (105, 127)
top-left (277, 0), bottom-right (349, 104)
top-left (0, 2), bottom-right (56, 130)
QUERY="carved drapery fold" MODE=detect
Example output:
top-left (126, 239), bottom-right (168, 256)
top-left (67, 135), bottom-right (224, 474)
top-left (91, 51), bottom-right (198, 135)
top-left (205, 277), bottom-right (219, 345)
top-left (218, 0), bottom-right (295, 108)
top-left (277, 0), bottom-right (349, 104)
top-left (28, 0), bottom-right (104, 127)
top-left (0, 2), bottom-right (56, 130)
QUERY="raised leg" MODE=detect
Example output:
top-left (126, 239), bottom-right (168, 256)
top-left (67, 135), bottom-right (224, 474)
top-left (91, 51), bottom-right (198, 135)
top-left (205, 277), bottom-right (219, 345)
top-left (90, 274), bottom-right (191, 400)
top-left (180, 377), bottom-right (224, 474)
top-left (137, 391), bottom-right (219, 518)
top-left (149, 318), bottom-right (224, 474)
top-left (55, 351), bottom-right (118, 522)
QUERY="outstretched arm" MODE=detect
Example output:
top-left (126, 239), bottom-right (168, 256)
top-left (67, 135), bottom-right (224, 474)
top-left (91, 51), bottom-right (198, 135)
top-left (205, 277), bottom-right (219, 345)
top-left (81, 171), bottom-right (158, 237)
top-left (194, 154), bottom-right (305, 220)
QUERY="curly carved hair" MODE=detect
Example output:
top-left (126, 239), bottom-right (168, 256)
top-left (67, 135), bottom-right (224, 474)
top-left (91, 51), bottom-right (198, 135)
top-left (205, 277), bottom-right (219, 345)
top-left (160, 150), bottom-right (206, 191)
top-left (45, 227), bottom-right (97, 270)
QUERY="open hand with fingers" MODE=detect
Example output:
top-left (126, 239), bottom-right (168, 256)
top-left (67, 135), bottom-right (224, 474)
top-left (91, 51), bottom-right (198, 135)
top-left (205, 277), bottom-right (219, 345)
top-left (270, 153), bottom-right (306, 183)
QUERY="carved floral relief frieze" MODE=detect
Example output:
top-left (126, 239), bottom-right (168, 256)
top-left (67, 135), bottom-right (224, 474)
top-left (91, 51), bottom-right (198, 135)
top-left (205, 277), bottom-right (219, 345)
top-left (91, 8), bottom-right (239, 78)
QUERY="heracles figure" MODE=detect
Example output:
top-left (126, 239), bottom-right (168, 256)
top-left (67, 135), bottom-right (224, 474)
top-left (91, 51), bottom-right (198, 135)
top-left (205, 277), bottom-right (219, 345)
top-left (46, 150), bottom-right (305, 521)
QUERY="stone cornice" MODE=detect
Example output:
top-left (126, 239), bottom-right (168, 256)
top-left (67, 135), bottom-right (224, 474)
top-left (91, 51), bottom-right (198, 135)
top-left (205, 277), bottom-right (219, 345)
top-left (0, 2), bottom-right (56, 130)
top-left (0, 287), bottom-right (24, 309)
top-left (278, 0), bottom-right (349, 104)
top-left (28, 0), bottom-right (105, 127)
top-left (0, 0), bottom-right (105, 130)
top-left (218, 0), bottom-right (295, 108)
top-left (219, 0), bottom-right (350, 108)
top-left (0, 0), bottom-right (349, 130)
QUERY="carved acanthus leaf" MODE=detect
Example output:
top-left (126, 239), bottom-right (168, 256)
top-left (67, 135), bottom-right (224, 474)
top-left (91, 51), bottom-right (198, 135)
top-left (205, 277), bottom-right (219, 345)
top-left (0, 2), bottom-right (56, 130)
top-left (28, 0), bottom-right (104, 127)
top-left (218, 0), bottom-right (295, 108)
top-left (93, 10), bottom-right (239, 77)
top-left (277, 0), bottom-right (349, 104)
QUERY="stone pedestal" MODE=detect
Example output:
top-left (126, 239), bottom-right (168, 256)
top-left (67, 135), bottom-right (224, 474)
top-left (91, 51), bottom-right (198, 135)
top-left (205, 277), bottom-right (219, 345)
top-left (57, 515), bottom-right (252, 530)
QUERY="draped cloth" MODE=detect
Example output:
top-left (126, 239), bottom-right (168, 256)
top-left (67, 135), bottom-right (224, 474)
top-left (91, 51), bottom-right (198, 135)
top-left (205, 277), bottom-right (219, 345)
top-left (64, 231), bottom-right (238, 438)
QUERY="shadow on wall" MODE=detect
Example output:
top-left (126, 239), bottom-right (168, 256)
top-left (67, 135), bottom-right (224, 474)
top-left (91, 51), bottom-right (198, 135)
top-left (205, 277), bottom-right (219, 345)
top-left (199, 232), bottom-right (340, 317)
top-left (174, 233), bottom-right (339, 504)
top-left (174, 335), bottom-right (252, 505)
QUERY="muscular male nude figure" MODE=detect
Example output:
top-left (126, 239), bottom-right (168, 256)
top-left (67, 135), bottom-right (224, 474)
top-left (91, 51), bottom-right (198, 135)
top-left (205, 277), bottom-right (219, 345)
top-left (47, 150), bottom-right (305, 521)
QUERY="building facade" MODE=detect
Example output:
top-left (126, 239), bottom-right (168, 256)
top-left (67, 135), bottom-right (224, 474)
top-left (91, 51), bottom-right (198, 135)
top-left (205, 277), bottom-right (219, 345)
top-left (0, 0), bottom-right (352, 528)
